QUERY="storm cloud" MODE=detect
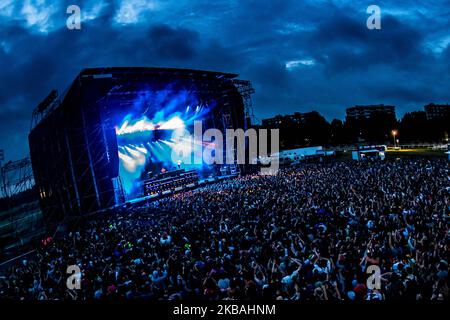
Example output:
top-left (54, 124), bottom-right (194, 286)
top-left (0, 0), bottom-right (449, 160)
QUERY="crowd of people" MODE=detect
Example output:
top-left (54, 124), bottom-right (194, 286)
top-left (0, 158), bottom-right (449, 301)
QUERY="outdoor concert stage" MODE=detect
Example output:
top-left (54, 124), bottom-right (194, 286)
top-left (28, 67), bottom-right (254, 224)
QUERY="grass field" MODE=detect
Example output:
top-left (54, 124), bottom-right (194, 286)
top-left (385, 148), bottom-right (447, 158)
top-left (335, 148), bottom-right (448, 160)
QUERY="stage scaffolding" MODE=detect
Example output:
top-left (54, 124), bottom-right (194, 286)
top-left (1, 157), bottom-right (35, 199)
top-left (233, 79), bottom-right (256, 128)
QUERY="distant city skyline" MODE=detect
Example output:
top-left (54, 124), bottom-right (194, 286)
top-left (0, 0), bottom-right (449, 161)
top-left (259, 102), bottom-right (450, 122)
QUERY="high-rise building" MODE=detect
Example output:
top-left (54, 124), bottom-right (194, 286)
top-left (262, 112), bottom-right (310, 128)
top-left (424, 103), bottom-right (450, 120)
top-left (346, 104), bottom-right (396, 122)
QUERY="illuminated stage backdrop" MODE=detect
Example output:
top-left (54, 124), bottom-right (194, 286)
top-left (114, 92), bottom-right (214, 197)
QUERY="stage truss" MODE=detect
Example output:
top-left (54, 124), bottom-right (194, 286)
top-left (1, 157), bottom-right (35, 199)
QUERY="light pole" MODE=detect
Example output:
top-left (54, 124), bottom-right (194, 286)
top-left (391, 130), bottom-right (397, 148)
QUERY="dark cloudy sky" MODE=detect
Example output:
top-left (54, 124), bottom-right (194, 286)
top-left (0, 0), bottom-right (449, 161)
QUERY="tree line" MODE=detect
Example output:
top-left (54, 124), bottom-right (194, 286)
top-left (260, 110), bottom-right (450, 149)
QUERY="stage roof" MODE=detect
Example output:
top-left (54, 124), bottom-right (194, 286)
top-left (78, 67), bottom-right (239, 80)
top-left (31, 67), bottom-right (241, 129)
